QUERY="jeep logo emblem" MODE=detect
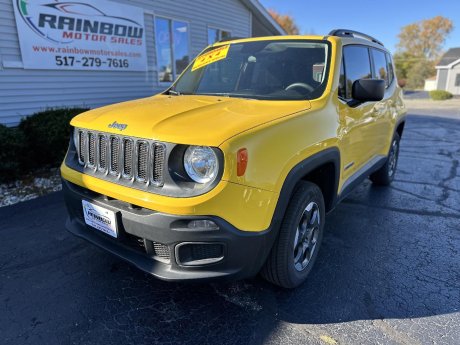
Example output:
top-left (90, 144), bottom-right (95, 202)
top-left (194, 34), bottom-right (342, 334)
top-left (108, 121), bottom-right (128, 131)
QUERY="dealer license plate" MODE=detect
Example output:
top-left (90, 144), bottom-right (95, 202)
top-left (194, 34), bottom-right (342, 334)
top-left (82, 200), bottom-right (118, 238)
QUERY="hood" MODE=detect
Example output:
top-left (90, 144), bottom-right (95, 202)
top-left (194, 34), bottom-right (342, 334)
top-left (70, 94), bottom-right (310, 146)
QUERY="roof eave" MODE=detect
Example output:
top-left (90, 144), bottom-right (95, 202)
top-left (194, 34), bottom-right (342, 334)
top-left (436, 57), bottom-right (460, 69)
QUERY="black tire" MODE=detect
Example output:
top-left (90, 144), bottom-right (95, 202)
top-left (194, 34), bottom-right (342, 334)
top-left (370, 133), bottom-right (400, 186)
top-left (261, 181), bottom-right (325, 288)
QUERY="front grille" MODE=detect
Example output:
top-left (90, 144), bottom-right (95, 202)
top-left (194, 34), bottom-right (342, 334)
top-left (122, 234), bottom-right (170, 262)
top-left (78, 130), bottom-right (86, 164)
top-left (122, 139), bottom-right (133, 178)
top-left (98, 135), bottom-right (107, 171)
top-left (153, 242), bottom-right (170, 260)
top-left (136, 141), bottom-right (149, 182)
top-left (152, 143), bottom-right (165, 186)
top-left (87, 132), bottom-right (96, 167)
top-left (75, 129), bottom-right (166, 189)
top-left (110, 136), bottom-right (120, 175)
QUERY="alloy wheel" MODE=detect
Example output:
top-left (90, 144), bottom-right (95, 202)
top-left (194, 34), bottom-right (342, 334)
top-left (293, 201), bottom-right (320, 272)
top-left (388, 139), bottom-right (399, 177)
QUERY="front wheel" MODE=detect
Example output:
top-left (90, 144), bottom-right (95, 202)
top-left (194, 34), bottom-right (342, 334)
top-left (261, 181), bottom-right (325, 288)
top-left (370, 133), bottom-right (400, 186)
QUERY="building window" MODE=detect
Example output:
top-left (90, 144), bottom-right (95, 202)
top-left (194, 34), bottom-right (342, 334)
top-left (155, 17), bottom-right (190, 83)
top-left (455, 74), bottom-right (460, 87)
top-left (207, 28), bottom-right (231, 45)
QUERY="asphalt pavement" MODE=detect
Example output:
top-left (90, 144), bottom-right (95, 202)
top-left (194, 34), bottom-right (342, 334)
top-left (1, 114), bottom-right (459, 345)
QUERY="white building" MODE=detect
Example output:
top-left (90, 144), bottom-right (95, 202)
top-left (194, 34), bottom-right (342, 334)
top-left (424, 76), bottom-right (436, 91)
top-left (435, 47), bottom-right (460, 95)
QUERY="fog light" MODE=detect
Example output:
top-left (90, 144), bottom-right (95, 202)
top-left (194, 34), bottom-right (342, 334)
top-left (187, 220), bottom-right (219, 230)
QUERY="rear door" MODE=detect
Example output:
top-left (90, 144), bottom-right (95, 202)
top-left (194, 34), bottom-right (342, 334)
top-left (369, 48), bottom-right (393, 155)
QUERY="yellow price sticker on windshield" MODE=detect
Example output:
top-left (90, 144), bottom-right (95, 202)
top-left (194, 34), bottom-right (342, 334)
top-left (192, 45), bottom-right (230, 71)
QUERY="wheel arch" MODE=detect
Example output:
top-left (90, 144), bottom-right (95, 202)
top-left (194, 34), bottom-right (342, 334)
top-left (270, 148), bottom-right (341, 232)
top-left (395, 117), bottom-right (406, 138)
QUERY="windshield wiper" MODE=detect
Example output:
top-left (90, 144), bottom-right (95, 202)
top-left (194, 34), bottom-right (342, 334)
top-left (167, 89), bottom-right (181, 96)
top-left (197, 92), bottom-right (258, 100)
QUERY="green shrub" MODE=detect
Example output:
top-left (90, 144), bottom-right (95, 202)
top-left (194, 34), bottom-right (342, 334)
top-left (19, 107), bottom-right (89, 168)
top-left (0, 125), bottom-right (26, 182)
top-left (429, 90), bottom-right (453, 100)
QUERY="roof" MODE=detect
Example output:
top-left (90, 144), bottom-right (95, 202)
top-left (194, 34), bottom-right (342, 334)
top-left (240, 0), bottom-right (286, 35)
top-left (437, 47), bottom-right (460, 67)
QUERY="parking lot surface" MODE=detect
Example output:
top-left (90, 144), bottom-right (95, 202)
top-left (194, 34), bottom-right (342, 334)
top-left (1, 114), bottom-right (459, 345)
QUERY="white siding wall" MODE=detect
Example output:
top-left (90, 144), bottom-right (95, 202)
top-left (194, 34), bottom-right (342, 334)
top-left (0, 0), bottom-right (251, 126)
top-left (436, 69), bottom-right (448, 90)
top-left (447, 63), bottom-right (460, 95)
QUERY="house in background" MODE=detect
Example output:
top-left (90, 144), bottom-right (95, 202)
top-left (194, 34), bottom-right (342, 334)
top-left (0, 0), bottom-right (284, 126)
top-left (435, 47), bottom-right (460, 95)
top-left (424, 76), bottom-right (437, 91)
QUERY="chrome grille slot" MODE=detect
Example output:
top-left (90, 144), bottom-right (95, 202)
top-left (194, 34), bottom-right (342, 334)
top-left (122, 138), bottom-right (134, 179)
top-left (98, 135), bottom-right (107, 171)
top-left (87, 132), bottom-right (96, 168)
top-left (152, 143), bottom-right (166, 186)
top-left (136, 141), bottom-right (149, 183)
top-left (110, 136), bottom-right (120, 175)
top-left (78, 130), bottom-right (86, 165)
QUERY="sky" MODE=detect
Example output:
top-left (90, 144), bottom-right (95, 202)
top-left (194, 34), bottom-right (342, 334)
top-left (260, 0), bottom-right (460, 53)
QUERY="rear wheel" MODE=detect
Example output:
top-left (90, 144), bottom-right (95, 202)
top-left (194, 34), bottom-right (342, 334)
top-left (370, 133), bottom-right (400, 186)
top-left (261, 181), bottom-right (325, 288)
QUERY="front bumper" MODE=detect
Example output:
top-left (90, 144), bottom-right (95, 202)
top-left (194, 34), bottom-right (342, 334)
top-left (63, 180), bottom-right (277, 282)
top-left (60, 163), bottom-right (278, 231)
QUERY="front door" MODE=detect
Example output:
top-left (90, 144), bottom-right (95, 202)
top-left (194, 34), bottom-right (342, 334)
top-left (337, 45), bottom-right (382, 187)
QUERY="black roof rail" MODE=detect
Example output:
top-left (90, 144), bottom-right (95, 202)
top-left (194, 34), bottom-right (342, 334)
top-left (217, 36), bottom-right (245, 43)
top-left (328, 29), bottom-right (384, 46)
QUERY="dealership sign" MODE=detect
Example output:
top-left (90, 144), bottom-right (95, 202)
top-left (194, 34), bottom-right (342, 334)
top-left (12, 0), bottom-right (147, 71)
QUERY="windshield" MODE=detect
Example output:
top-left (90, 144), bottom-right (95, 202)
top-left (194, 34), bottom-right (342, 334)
top-left (170, 40), bottom-right (330, 100)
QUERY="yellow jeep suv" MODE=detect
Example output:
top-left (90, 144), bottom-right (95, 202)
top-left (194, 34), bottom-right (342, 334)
top-left (61, 29), bottom-right (406, 288)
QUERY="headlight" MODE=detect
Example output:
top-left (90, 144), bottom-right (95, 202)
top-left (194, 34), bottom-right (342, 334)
top-left (184, 146), bottom-right (218, 184)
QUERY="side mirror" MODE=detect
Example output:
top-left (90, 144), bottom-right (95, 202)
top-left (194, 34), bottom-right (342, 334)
top-left (352, 79), bottom-right (385, 103)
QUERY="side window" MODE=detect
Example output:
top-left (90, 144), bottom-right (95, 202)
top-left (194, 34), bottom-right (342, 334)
top-left (343, 46), bottom-right (372, 99)
top-left (371, 49), bottom-right (389, 87)
top-left (385, 52), bottom-right (395, 86)
top-left (338, 58), bottom-right (346, 98)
